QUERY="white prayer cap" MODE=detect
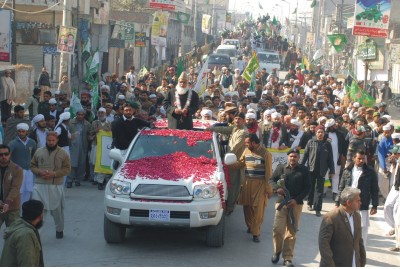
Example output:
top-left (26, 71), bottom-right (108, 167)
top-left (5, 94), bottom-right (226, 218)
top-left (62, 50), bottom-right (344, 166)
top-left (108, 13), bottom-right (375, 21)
top-left (98, 107), bottom-right (106, 113)
top-left (54, 90), bottom-right (61, 95)
top-left (316, 82), bottom-right (322, 86)
top-left (382, 115), bottom-right (392, 121)
top-left (231, 91), bottom-right (239, 97)
top-left (271, 112), bottom-right (281, 119)
top-left (64, 107), bottom-right (70, 112)
top-left (118, 94), bottom-right (125, 100)
top-left (334, 106), bottom-right (341, 111)
top-left (290, 119), bottom-right (302, 127)
top-left (245, 113), bottom-right (256, 119)
top-left (294, 80), bottom-right (299, 84)
top-left (60, 112), bottom-right (71, 121)
top-left (100, 85), bottom-right (110, 92)
top-left (391, 133), bottom-right (400, 139)
top-left (149, 94), bottom-right (157, 99)
top-left (49, 98), bottom-right (57, 104)
top-left (264, 109), bottom-right (272, 116)
top-left (323, 107), bottom-right (329, 112)
top-left (16, 123), bottom-right (29, 131)
top-left (318, 116), bottom-right (327, 124)
top-left (270, 108), bottom-right (277, 113)
top-left (99, 81), bottom-right (105, 87)
top-left (120, 83), bottom-right (127, 87)
top-left (247, 92), bottom-right (256, 97)
top-left (332, 83), bottom-right (336, 87)
top-left (353, 102), bottom-right (360, 108)
top-left (262, 90), bottom-right (268, 95)
top-left (313, 85), bottom-right (318, 89)
top-left (247, 108), bottom-right (256, 114)
top-left (201, 109), bottom-right (212, 117)
top-left (383, 124), bottom-right (392, 131)
top-left (325, 118), bottom-right (336, 128)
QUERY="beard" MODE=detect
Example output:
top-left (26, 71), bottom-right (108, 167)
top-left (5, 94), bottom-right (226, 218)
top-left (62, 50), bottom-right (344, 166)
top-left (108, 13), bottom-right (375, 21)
top-left (327, 127), bottom-right (335, 133)
top-left (46, 144), bottom-right (57, 151)
top-left (272, 122), bottom-right (281, 128)
top-left (290, 129), bottom-right (299, 135)
top-left (98, 116), bottom-right (106, 122)
top-left (176, 84), bottom-right (188, 95)
top-left (35, 220), bottom-right (43, 230)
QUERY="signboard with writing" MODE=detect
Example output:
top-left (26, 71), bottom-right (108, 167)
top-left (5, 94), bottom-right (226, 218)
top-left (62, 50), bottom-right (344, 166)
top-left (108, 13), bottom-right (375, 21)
top-left (135, 32), bottom-right (146, 47)
top-left (57, 26), bottom-right (77, 54)
top-left (352, 0), bottom-right (391, 38)
top-left (357, 40), bottom-right (377, 60)
top-left (149, 0), bottom-right (185, 12)
top-left (0, 10), bottom-right (11, 62)
top-left (122, 22), bottom-right (134, 42)
top-left (390, 44), bottom-right (400, 64)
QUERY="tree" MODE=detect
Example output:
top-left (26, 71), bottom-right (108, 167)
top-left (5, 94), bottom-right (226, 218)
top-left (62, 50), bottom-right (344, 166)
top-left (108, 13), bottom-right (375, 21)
top-left (111, 0), bottom-right (147, 11)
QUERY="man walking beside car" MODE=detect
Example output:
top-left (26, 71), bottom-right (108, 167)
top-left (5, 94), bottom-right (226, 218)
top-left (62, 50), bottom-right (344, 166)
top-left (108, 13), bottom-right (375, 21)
top-left (208, 112), bottom-right (247, 215)
top-left (229, 133), bottom-right (273, 243)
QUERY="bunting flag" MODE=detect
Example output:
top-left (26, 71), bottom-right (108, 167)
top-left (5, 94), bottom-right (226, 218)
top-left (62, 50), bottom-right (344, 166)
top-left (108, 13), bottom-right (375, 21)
top-left (138, 66), bottom-right (149, 79)
top-left (348, 81), bottom-right (375, 107)
top-left (248, 72), bottom-right (256, 92)
top-left (292, 8), bottom-right (297, 14)
top-left (81, 38), bottom-right (91, 62)
top-left (258, 2), bottom-right (263, 10)
top-left (177, 12), bottom-right (190, 24)
top-left (242, 51), bottom-right (259, 82)
top-left (87, 50), bottom-right (100, 76)
top-left (327, 34), bottom-right (347, 53)
top-left (311, 0), bottom-right (317, 8)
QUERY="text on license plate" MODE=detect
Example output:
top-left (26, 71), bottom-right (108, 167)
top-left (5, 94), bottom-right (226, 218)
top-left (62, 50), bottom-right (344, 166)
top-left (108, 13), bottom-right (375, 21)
top-left (149, 209), bottom-right (170, 222)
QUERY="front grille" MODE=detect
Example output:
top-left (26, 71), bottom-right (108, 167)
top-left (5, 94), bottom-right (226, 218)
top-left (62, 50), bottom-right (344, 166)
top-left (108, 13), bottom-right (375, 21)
top-left (130, 209), bottom-right (190, 219)
top-left (133, 184), bottom-right (190, 197)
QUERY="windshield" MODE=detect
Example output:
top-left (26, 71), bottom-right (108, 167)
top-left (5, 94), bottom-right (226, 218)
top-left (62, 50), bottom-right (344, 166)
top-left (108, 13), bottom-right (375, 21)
top-left (224, 40), bottom-right (239, 46)
top-left (217, 49), bottom-right (236, 57)
top-left (128, 135), bottom-right (215, 160)
top-left (258, 53), bottom-right (280, 64)
top-left (208, 55), bottom-right (231, 64)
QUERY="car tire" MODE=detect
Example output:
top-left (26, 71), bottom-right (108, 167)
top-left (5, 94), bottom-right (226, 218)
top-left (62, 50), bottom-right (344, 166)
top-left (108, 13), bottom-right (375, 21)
top-left (104, 215), bottom-right (126, 243)
top-left (205, 213), bottom-right (225, 247)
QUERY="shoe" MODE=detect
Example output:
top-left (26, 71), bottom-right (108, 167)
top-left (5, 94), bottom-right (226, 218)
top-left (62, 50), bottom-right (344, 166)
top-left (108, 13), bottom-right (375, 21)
top-left (56, 231), bottom-right (63, 239)
top-left (66, 182), bottom-right (72, 188)
top-left (226, 210), bottom-right (233, 216)
top-left (271, 252), bottom-right (281, 264)
top-left (316, 211), bottom-right (321, 217)
top-left (283, 260), bottom-right (294, 267)
top-left (75, 181), bottom-right (81, 187)
top-left (389, 247), bottom-right (400, 252)
top-left (253, 235), bottom-right (260, 243)
top-left (307, 206), bottom-right (314, 211)
top-left (246, 228), bottom-right (251, 234)
top-left (98, 183), bottom-right (104, 190)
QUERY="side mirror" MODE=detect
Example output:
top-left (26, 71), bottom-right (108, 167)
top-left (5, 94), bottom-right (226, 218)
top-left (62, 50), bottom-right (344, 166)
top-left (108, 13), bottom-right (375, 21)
top-left (224, 153), bottom-right (237, 165)
top-left (109, 148), bottom-right (123, 163)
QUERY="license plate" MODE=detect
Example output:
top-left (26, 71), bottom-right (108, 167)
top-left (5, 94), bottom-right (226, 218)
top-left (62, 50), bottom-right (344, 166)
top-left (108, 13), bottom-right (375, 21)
top-left (149, 209), bottom-right (170, 222)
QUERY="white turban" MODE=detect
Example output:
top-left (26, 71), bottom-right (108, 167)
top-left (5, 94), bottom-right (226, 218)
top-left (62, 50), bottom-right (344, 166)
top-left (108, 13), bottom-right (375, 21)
top-left (383, 124), bottom-right (392, 131)
top-left (200, 109), bottom-right (212, 117)
top-left (264, 109), bottom-right (272, 116)
top-left (245, 113), bottom-right (256, 119)
top-left (31, 114), bottom-right (45, 129)
top-left (290, 119), bottom-right (302, 127)
top-left (55, 112), bottom-right (71, 130)
top-left (271, 112), bottom-right (281, 119)
top-left (49, 98), bottom-right (57, 105)
top-left (98, 107), bottom-right (106, 113)
top-left (16, 123), bottom-right (29, 131)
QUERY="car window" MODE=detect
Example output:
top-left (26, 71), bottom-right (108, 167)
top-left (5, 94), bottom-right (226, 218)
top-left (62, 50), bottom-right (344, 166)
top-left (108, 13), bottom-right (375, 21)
top-left (208, 55), bottom-right (231, 64)
top-left (216, 49), bottom-right (236, 57)
top-left (258, 53), bottom-right (280, 64)
top-left (128, 135), bottom-right (215, 160)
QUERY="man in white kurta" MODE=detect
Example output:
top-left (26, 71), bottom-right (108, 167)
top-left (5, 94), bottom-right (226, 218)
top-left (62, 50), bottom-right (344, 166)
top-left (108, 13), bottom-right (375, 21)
top-left (325, 119), bottom-right (341, 198)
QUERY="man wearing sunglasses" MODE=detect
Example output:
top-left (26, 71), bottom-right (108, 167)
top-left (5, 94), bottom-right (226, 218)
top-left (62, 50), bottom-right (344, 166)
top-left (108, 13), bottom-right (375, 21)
top-left (0, 144), bottom-right (23, 229)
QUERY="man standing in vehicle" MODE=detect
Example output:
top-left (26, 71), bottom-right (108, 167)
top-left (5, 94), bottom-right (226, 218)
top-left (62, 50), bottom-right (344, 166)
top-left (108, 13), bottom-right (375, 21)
top-left (208, 112), bottom-right (247, 215)
top-left (163, 72), bottom-right (199, 130)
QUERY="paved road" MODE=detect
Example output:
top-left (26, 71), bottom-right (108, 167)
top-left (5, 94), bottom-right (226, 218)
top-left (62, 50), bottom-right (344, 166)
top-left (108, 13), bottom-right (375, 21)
top-left (0, 183), bottom-right (398, 267)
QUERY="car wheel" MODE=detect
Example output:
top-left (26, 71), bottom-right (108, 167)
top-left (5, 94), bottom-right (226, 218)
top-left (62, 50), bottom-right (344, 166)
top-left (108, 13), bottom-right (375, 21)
top-left (104, 215), bottom-right (126, 243)
top-left (205, 213), bottom-right (225, 247)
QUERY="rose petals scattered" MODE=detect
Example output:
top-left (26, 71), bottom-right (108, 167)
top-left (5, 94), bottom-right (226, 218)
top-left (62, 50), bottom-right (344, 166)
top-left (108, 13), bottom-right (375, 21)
top-left (120, 152), bottom-right (217, 182)
top-left (141, 129), bottom-right (213, 147)
top-left (153, 119), bottom-right (214, 130)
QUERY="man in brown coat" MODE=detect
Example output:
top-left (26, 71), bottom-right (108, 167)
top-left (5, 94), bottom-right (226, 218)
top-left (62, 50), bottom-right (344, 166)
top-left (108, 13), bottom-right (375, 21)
top-left (319, 187), bottom-right (366, 267)
top-left (230, 133), bottom-right (273, 243)
top-left (0, 144), bottom-right (23, 228)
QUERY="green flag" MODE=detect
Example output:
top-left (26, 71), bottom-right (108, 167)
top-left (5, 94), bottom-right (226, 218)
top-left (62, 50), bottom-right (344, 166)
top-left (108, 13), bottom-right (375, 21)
top-left (348, 81), bottom-right (375, 107)
top-left (81, 38), bottom-right (91, 63)
top-left (138, 66), bottom-right (149, 79)
top-left (248, 72), bottom-right (256, 92)
top-left (242, 51), bottom-right (259, 82)
top-left (177, 12), bottom-right (190, 24)
top-left (292, 8), bottom-right (297, 14)
top-left (311, 0), bottom-right (317, 8)
top-left (69, 92), bottom-right (83, 119)
top-left (88, 50), bottom-right (100, 76)
top-left (327, 34), bottom-right (347, 53)
top-left (177, 57), bottom-right (183, 78)
top-left (272, 16), bottom-right (278, 26)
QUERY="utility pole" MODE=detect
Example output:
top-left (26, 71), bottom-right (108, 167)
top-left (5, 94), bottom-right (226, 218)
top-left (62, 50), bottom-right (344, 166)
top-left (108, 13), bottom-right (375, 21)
top-left (193, 0), bottom-right (197, 46)
top-left (76, 0), bottom-right (81, 91)
top-left (12, 0), bottom-right (16, 65)
top-left (59, 0), bottom-right (71, 82)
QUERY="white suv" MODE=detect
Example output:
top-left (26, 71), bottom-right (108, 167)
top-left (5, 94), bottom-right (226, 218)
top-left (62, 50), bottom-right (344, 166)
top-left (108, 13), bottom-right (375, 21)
top-left (104, 128), bottom-right (235, 247)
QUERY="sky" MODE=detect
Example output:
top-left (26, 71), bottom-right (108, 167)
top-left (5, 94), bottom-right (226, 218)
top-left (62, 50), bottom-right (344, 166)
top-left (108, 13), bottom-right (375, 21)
top-left (228, 0), bottom-right (313, 21)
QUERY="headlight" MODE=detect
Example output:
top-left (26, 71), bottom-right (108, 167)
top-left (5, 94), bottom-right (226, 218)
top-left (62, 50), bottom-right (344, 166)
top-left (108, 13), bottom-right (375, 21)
top-left (193, 184), bottom-right (218, 199)
top-left (110, 179), bottom-right (131, 195)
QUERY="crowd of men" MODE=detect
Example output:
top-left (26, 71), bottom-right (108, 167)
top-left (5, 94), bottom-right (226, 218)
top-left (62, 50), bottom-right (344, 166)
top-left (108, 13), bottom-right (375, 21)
top-left (0, 33), bottom-right (398, 266)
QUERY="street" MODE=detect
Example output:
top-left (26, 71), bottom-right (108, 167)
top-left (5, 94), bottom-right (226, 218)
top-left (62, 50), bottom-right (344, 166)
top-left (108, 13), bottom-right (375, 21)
top-left (0, 183), bottom-right (398, 267)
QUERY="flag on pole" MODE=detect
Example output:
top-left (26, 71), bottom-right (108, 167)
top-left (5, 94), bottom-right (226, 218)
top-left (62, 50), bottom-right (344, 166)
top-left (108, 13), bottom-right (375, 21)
top-left (272, 16), bottom-right (278, 26)
top-left (311, 0), bottom-right (317, 8)
top-left (242, 51), bottom-right (259, 82)
top-left (177, 57), bottom-right (183, 78)
top-left (327, 34), bottom-right (347, 53)
top-left (348, 81), bottom-right (375, 107)
top-left (87, 50), bottom-right (100, 76)
top-left (292, 8), bottom-right (297, 14)
top-left (69, 92), bottom-right (84, 119)
top-left (138, 66), bottom-right (149, 79)
top-left (81, 38), bottom-right (91, 63)
top-left (192, 58), bottom-right (209, 97)
top-left (248, 72), bottom-right (256, 92)
top-left (258, 2), bottom-right (263, 9)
